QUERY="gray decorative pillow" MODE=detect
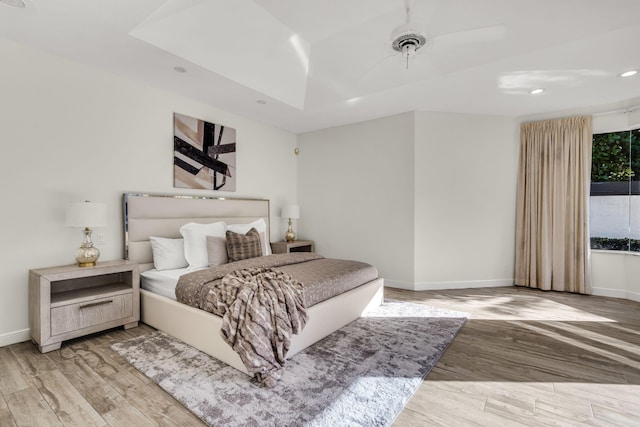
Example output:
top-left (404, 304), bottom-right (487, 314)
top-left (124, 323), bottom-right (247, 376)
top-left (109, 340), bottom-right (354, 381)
top-left (206, 235), bottom-right (228, 266)
top-left (226, 228), bottom-right (263, 262)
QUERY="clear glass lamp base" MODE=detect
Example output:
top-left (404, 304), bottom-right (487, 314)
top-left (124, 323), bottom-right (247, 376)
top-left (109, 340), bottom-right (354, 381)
top-left (76, 227), bottom-right (100, 267)
top-left (285, 219), bottom-right (296, 242)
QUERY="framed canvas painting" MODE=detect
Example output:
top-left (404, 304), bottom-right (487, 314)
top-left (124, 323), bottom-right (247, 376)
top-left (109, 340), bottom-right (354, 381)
top-left (173, 113), bottom-right (236, 191)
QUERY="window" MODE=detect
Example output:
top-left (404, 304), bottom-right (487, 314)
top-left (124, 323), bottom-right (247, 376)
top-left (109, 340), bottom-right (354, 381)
top-left (590, 129), bottom-right (639, 252)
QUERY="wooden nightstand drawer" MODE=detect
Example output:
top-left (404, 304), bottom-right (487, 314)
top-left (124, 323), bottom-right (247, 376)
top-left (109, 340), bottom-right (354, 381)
top-left (51, 293), bottom-right (133, 335)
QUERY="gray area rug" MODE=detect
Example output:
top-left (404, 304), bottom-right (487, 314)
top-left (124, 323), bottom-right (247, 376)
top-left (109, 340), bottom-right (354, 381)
top-left (111, 300), bottom-right (468, 427)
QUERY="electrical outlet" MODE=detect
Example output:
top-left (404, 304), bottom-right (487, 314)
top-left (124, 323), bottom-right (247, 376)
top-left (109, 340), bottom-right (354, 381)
top-left (97, 234), bottom-right (105, 245)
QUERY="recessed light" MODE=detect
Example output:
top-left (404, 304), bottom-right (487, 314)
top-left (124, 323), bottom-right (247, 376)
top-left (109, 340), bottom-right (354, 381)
top-left (0, 0), bottom-right (26, 8)
top-left (173, 66), bottom-right (187, 73)
top-left (619, 70), bottom-right (638, 78)
top-left (257, 100), bottom-right (266, 105)
top-left (529, 88), bottom-right (544, 95)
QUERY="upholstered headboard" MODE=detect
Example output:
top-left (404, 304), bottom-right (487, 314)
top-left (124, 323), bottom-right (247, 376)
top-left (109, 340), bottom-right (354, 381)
top-left (123, 193), bottom-right (270, 272)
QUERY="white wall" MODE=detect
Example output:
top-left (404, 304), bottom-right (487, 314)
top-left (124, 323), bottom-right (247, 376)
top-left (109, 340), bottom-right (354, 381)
top-left (0, 38), bottom-right (298, 345)
top-left (591, 251), bottom-right (640, 302)
top-left (297, 113), bottom-right (416, 284)
top-left (413, 112), bottom-right (518, 290)
top-left (297, 111), bottom-right (518, 290)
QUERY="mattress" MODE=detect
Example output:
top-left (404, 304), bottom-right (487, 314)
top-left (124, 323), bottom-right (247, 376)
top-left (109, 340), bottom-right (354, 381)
top-left (140, 268), bottom-right (194, 300)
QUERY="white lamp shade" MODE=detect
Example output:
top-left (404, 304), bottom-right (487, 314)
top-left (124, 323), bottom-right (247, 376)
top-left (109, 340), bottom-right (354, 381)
top-left (281, 205), bottom-right (300, 219)
top-left (65, 201), bottom-right (107, 228)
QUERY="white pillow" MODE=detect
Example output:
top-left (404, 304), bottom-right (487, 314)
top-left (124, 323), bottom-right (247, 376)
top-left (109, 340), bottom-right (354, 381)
top-left (149, 237), bottom-right (188, 271)
top-left (179, 221), bottom-right (227, 268)
top-left (227, 218), bottom-right (271, 255)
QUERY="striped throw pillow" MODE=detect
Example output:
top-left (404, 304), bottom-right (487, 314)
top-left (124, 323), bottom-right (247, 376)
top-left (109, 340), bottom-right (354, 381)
top-left (226, 228), bottom-right (263, 262)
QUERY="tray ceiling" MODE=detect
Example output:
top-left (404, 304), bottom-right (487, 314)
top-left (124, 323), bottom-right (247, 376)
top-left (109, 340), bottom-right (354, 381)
top-left (2, 0), bottom-right (640, 132)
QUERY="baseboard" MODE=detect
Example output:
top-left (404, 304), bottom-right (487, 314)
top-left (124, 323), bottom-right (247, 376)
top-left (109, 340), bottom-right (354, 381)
top-left (592, 287), bottom-right (640, 302)
top-left (0, 328), bottom-right (30, 348)
top-left (385, 279), bottom-right (514, 291)
top-left (383, 280), bottom-right (414, 290)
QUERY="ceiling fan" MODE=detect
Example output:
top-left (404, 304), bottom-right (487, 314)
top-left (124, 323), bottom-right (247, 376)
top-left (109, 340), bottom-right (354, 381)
top-left (382, 0), bottom-right (506, 71)
top-left (389, 0), bottom-right (429, 69)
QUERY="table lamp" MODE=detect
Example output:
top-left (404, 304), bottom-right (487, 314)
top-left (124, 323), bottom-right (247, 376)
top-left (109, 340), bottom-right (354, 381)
top-left (281, 205), bottom-right (300, 242)
top-left (65, 201), bottom-right (107, 267)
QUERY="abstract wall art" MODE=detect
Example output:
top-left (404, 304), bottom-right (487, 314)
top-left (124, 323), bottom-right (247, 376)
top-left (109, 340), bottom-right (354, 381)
top-left (173, 113), bottom-right (236, 191)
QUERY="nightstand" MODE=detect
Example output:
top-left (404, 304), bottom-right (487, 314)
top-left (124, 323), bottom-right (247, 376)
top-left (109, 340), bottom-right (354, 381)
top-left (271, 240), bottom-right (315, 254)
top-left (29, 260), bottom-right (140, 353)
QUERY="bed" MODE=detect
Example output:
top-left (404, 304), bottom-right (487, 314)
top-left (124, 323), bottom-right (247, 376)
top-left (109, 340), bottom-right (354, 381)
top-left (123, 193), bottom-right (384, 377)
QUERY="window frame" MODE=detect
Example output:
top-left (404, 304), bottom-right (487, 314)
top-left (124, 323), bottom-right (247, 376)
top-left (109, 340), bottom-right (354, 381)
top-left (590, 127), bottom-right (639, 253)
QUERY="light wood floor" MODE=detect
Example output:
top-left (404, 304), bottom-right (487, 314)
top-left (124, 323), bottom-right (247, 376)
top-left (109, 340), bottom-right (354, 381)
top-left (1, 286), bottom-right (639, 426)
top-left (388, 287), bottom-right (640, 426)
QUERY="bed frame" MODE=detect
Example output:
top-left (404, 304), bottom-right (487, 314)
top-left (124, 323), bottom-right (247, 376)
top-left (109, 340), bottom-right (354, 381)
top-left (123, 193), bottom-right (384, 374)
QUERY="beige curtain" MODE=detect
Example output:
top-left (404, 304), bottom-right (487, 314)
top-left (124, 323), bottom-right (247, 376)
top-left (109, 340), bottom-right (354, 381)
top-left (515, 116), bottom-right (593, 294)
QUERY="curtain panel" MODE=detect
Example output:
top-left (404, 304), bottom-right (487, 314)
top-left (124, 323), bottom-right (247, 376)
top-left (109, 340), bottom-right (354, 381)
top-left (515, 116), bottom-right (593, 294)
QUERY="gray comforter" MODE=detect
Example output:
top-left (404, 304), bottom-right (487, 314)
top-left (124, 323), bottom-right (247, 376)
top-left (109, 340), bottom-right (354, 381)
top-left (175, 253), bottom-right (378, 386)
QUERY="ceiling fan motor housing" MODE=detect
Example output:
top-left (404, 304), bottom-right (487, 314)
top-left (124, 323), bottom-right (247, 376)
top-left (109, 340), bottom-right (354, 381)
top-left (390, 23), bottom-right (428, 56)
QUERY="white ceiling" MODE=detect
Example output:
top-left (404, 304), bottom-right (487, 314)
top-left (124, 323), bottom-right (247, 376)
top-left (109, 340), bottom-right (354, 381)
top-left (2, 0), bottom-right (640, 133)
